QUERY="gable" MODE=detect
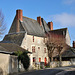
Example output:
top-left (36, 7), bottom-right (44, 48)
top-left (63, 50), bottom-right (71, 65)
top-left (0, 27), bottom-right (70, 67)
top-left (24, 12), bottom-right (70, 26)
top-left (9, 16), bottom-right (25, 34)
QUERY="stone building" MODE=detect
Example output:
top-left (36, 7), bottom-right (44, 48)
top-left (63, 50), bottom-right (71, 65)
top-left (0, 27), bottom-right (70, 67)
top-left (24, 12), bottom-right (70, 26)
top-left (3, 9), bottom-right (71, 69)
top-left (0, 42), bottom-right (29, 75)
top-left (3, 9), bottom-right (50, 69)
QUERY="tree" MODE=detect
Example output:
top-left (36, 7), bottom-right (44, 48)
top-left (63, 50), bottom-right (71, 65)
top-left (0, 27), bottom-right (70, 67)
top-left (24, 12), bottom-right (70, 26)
top-left (15, 51), bottom-right (30, 70)
top-left (21, 52), bottom-right (30, 70)
top-left (0, 10), bottom-right (6, 38)
top-left (46, 32), bottom-right (66, 66)
top-left (46, 42), bottom-right (56, 62)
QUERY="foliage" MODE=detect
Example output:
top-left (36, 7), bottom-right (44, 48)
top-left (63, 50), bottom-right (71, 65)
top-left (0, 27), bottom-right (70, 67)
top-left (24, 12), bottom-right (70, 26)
top-left (15, 51), bottom-right (23, 61)
top-left (15, 51), bottom-right (30, 70)
top-left (21, 52), bottom-right (30, 70)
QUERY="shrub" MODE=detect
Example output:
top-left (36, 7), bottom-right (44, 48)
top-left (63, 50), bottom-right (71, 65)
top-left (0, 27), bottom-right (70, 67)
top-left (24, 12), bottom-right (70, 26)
top-left (15, 51), bottom-right (30, 70)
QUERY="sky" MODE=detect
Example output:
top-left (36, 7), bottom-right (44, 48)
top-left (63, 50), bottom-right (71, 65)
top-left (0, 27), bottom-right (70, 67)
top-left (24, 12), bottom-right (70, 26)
top-left (0, 0), bottom-right (75, 46)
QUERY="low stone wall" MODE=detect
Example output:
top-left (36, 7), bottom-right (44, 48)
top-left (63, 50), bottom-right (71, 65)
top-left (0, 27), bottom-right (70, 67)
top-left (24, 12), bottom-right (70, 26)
top-left (50, 61), bottom-right (75, 68)
top-left (0, 53), bottom-right (18, 75)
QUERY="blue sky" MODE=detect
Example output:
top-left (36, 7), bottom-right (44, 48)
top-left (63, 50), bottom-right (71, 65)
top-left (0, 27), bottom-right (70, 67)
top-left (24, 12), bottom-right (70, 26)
top-left (0, 0), bottom-right (75, 46)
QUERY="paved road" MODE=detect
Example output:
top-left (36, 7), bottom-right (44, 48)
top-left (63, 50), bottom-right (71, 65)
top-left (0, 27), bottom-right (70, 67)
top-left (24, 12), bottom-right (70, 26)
top-left (19, 69), bottom-right (64, 75)
top-left (19, 66), bottom-right (75, 75)
top-left (65, 71), bottom-right (75, 75)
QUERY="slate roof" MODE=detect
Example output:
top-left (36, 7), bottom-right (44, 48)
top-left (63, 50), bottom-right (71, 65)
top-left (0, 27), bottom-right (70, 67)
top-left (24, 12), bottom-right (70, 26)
top-left (49, 28), bottom-right (67, 36)
top-left (41, 18), bottom-right (50, 33)
top-left (0, 46), bottom-right (7, 51)
top-left (61, 49), bottom-right (75, 57)
top-left (4, 16), bottom-right (50, 46)
top-left (54, 45), bottom-right (75, 58)
top-left (21, 16), bottom-right (48, 37)
top-left (9, 16), bottom-right (50, 37)
top-left (0, 42), bottom-right (26, 53)
top-left (3, 32), bottom-right (25, 46)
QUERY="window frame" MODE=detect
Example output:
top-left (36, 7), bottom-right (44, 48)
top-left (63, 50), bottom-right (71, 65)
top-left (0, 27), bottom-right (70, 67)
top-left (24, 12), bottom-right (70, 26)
top-left (32, 46), bottom-right (35, 53)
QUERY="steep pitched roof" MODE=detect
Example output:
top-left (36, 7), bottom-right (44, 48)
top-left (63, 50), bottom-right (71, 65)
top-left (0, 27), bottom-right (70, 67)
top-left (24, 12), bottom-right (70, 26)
top-left (21, 16), bottom-right (46, 37)
top-left (8, 15), bottom-right (50, 37)
top-left (41, 18), bottom-right (50, 33)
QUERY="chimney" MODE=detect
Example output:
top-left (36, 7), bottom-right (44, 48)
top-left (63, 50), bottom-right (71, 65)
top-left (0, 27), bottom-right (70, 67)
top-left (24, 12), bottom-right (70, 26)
top-left (37, 16), bottom-right (42, 26)
top-left (48, 21), bottom-right (53, 30)
top-left (16, 9), bottom-right (23, 21)
top-left (73, 41), bottom-right (75, 48)
top-left (16, 9), bottom-right (23, 32)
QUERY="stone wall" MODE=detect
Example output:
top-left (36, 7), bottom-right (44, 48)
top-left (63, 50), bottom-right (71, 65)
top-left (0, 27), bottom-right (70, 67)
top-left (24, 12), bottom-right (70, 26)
top-left (50, 61), bottom-right (75, 68)
top-left (0, 53), bottom-right (18, 75)
top-left (21, 34), bottom-right (48, 69)
top-left (66, 29), bottom-right (70, 46)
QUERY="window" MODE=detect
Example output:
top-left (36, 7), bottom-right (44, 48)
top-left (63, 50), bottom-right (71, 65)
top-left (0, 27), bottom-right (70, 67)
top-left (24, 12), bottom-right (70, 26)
top-left (33, 36), bottom-right (34, 42)
top-left (44, 48), bottom-right (46, 53)
top-left (39, 58), bottom-right (41, 62)
top-left (32, 46), bottom-right (35, 52)
top-left (38, 47), bottom-right (40, 50)
top-left (33, 57), bottom-right (36, 62)
top-left (43, 38), bottom-right (45, 43)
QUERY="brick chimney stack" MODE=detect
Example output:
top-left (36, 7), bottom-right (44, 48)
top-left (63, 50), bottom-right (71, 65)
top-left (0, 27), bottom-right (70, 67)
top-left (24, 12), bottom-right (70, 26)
top-left (73, 41), bottom-right (75, 48)
top-left (16, 9), bottom-right (23, 21)
top-left (37, 16), bottom-right (42, 26)
top-left (48, 21), bottom-right (53, 30)
top-left (16, 9), bottom-right (23, 32)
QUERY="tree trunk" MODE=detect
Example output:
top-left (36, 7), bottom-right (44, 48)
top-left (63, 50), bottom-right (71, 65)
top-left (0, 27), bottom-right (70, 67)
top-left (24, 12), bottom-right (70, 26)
top-left (48, 57), bottom-right (50, 66)
top-left (59, 54), bottom-right (62, 67)
top-left (51, 56), bottom-right (53, 62)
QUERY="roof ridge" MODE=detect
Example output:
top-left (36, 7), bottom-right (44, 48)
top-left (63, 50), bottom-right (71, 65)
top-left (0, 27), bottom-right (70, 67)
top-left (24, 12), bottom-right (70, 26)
top-left (50, 27), bottom-right (67, 31)
top-left (23, 16), bottom-right (37, 21)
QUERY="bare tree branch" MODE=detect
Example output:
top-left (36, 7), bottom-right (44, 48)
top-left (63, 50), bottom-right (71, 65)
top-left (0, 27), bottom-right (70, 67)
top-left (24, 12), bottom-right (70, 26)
top-left (46, 31), bottom-right (66, 64)
top-left (0, 10), bottom-right (6, 38)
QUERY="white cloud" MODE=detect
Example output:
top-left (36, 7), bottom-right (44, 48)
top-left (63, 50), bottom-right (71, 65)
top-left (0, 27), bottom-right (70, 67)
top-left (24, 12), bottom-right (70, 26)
top-left (50, 13), bottom-right (75, 27)
top-left (63, 0), bottom-right (75, 5)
